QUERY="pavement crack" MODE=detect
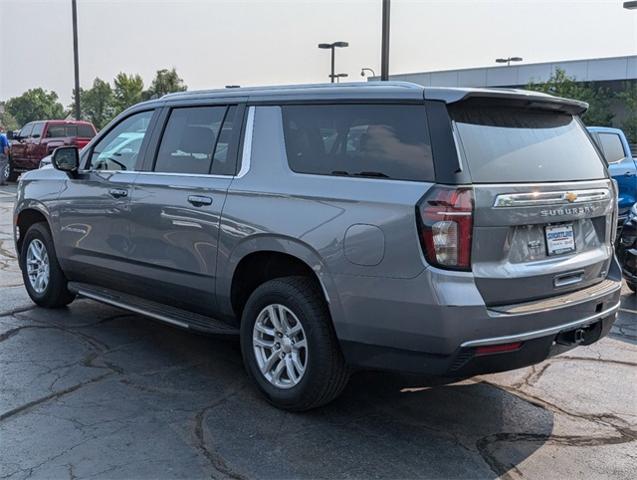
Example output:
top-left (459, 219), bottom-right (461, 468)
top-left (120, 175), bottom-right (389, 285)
top-left (0, 372), bottom-right (113, 423)
top-left (193, 384), bottom-right (248, 480)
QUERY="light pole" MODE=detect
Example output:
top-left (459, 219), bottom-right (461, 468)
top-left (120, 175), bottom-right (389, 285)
top-left (318, 42), bottom-right (349, 83)
top-left (72, 0), bottom-right (81, 119)
top-left (361, 68), bottom-right (377, 78)
top-left (330, 73), bottom-right (349, 83)
top-left (495, 56), bottom-right (523, 66)
top-left (381, 0), bottom-right (390, 80)
top-left (624, 1), bottom-right (637, 9)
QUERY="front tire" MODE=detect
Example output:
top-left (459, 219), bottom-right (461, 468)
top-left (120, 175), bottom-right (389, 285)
top-left (19, 222), bottom-right (75, 308)
top-left (240, 276), bottom-right (349, 411)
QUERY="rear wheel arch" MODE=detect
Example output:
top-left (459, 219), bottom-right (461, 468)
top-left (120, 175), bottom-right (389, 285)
top-left (229, 249), bottom-right (331, 321)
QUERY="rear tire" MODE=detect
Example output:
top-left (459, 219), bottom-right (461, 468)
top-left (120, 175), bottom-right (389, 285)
top-left (19, 222), bottom-right (75, 308)
top-left (240, 276), bottom-right (349, 411)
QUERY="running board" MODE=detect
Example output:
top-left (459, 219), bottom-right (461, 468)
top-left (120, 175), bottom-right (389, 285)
top-left (68, 282), bottom-right (239, 335)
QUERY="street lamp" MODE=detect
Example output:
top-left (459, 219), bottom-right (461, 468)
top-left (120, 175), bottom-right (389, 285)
top-left (318, 42), bottom-right (349, 83)
top-left (495, 56), bottom-right (523, 66)
top-left (624, 1), bottom-right (637, 8)
top-left (330, 73), bottom-right (349, 83)
top-left (361, 68), bottom-right (377, 78)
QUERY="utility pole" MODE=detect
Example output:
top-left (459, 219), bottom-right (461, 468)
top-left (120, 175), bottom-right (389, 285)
top-left (380, 0), bottom-right (390, 80)
top-left (72, 0), bottom-right (81, 119)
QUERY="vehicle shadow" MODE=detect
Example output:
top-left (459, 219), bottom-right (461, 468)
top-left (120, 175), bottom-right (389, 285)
top-left (4, 302), bottom-right (555, 479)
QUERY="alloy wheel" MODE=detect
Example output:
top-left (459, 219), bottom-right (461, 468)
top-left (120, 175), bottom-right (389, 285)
top-left (26, 238), bottom-right (50, 294)
top-left (252, 304), bottom-right (308, 389)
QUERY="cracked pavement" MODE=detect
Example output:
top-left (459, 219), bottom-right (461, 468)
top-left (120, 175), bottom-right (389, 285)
top-left (0, 183), bottom-right (635, 479)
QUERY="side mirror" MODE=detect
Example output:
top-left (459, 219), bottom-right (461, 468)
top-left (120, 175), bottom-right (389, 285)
top-left (6, 131), bottom-right (15, 140)
top-left (52, 146), bottom-right (79, 174)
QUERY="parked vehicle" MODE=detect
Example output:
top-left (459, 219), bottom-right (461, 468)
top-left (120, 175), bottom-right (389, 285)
top-left (14, 83), bottom-right (622, 410)
top-left (6, 120), bottom-right (96, 181)
top-left (616, 202), bottom-right (637, 292)
top-left (587, 127), bottom-right (636, 223)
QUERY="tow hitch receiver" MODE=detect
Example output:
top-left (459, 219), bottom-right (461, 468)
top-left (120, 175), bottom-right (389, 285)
top-left (556, 322), bottom-right (602, 346)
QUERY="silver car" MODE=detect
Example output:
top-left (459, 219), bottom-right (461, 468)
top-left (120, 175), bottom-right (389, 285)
top-left (13, 83), bottom-right (621, 410)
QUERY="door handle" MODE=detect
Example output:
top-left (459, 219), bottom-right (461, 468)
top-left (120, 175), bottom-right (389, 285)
top-left (188, 195), bottom-right (213, 207)
top-left (109, 188), bottom-right (128, 198)
top-left (625, 171), bottom-right (635, 177)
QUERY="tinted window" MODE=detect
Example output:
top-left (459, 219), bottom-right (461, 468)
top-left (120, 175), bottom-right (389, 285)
top-left (155, 106), bottom-right (226, 174)
top-left (46, 124), bottom-right (96, 138)
top-left (451, 106), bottom-right (606, 183)
top-left (78, 124), bottom-right (96, 137)
top-left (281, 104), bottom-right (434, 181)
top-left (211, 106), bottom-right (238, 175)
top-left (599, 133), bottom-right (626, 163)
top-left (19, 123), bottom-right (33, 138)
top-left (31, 123), bottom-right (44, 138)
top-left (89, 110), bottom-right (153, 171)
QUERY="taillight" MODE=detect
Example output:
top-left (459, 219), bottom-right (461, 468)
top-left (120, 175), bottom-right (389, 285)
top-left (417, 185), bottom-right (474, 271)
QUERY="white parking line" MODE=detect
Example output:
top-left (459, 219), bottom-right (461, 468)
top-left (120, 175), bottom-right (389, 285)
top-left (619, 307), bottom-right (637, 315)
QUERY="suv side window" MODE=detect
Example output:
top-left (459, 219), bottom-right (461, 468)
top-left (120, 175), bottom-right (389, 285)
top-left (599, 133), bottom-right (626, 164)
top-left (89, 110), bottom-right (153, 171)
top-left (154, 106), bottom-right (226, 175)
top-left (281, 104), bottom-right (434, 181)
top-left (31, 122), bottom-right (44, 139)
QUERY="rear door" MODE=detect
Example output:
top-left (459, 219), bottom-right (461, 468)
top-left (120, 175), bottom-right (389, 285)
top-left (449, 102), bottom-right (614, 305)
top-left (127, 103), bottom-right (243, 316)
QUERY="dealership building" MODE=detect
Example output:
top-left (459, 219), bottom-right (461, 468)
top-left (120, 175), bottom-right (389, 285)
top-left (378, 55), bottom-right (637, 128)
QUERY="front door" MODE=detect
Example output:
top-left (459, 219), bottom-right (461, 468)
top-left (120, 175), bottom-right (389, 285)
top-left (598, 131), bottom-right (637, 219)
top-left (55, 109), bottom-right (157, 289)
top-left (127, 104), bottom-right (241, 316)
top-left (11, 122), bottom-right (33, 171)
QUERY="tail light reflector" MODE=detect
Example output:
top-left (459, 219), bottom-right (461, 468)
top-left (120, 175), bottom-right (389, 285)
top-left (417, 186), bottom-right (474, 271)
top-left (475, 342), bottom-right (523, 356)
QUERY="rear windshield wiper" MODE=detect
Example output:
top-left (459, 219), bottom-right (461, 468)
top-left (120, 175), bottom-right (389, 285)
top-left (330, 170), bottom-right (389, 178)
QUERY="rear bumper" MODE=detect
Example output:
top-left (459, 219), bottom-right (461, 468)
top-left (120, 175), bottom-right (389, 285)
top-left (341, 311), bottom-right (617, 377)
top-left (337, 259), bottom-right (622, 376)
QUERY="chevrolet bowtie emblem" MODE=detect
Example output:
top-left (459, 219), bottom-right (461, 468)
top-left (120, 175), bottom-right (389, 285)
top-left (564, 192), bottom-right (578, 203)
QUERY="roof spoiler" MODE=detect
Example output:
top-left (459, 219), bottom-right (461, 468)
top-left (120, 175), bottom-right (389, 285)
top-left (426, 88), bottom-right (588, 116)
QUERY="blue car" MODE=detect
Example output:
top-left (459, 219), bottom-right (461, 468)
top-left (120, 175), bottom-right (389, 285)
top-left (587, 126), bottom-right (636, 222)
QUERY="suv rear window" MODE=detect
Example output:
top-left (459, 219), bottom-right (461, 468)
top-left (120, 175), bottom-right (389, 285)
top-left (46, 124), bottom-right (96, 138)
top-left (281, 104), bottom-right (434, 181)
top-left (450, 106), bottom-right (606, 183)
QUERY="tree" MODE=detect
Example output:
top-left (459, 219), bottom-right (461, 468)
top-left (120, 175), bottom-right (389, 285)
top-left (5, 88), bottom-right (65, 126)
top-left (144, 68), bottom-right (187, 99)
top-left (526, 68), bottom-right (614, 126)
top-left (618, 82), bottom-right (637, 144)
top-left (80, 78), bottom-right (115, 130)
top-left (0, 103), bottom-right (19, 131)
top-left (113, 72), bottom-right (144, 114)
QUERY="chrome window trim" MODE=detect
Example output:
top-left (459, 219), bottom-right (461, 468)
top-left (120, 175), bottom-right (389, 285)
top-left (237, 106), bottom-right (255, 178)
top-left (135, 171), bottom-right (233, 179)
top-left (493, 188), bottom-right (611, 208)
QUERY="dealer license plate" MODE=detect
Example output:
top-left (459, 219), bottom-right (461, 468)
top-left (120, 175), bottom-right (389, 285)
top-left (545, 224), bottom-right (575, 256)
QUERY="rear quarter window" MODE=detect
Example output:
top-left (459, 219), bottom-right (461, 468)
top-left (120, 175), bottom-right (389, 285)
top-left (281, 104), bottom-right (434, 181)
top-left (450, 106), bottom-right (606, 183)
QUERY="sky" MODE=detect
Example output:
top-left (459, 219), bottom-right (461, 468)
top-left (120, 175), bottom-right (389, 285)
top-left (1, 0), bottom-right (636, 105)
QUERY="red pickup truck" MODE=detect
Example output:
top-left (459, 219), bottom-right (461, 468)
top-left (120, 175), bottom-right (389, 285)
top-left (6, 120), bottom-right (97, 181)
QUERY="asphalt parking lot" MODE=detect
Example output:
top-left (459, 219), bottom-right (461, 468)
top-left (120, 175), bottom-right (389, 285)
top-left (0, 182), bottom-right (635, 480)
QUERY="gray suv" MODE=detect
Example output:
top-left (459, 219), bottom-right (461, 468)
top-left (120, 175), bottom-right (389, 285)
top-left (13, 82), bottom-right (622, 410)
